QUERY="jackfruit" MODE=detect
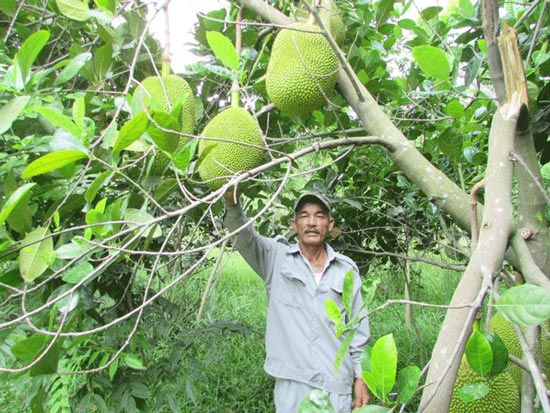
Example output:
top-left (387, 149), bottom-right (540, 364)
top-left (133, 75), bottom-right (196, 175)
top-left (197, 108), bottom-right (265, 189)
top-left (489, 311), bottom-right (550, 388)
top-left (449, 356), bottom-right (520, 413)
top-left (266, 22), bottom-right (339, 116)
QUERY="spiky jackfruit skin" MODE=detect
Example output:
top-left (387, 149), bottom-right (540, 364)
top-left (489, 312), bottom-right (550, 388)
top-left (449, 356), bottom-right (520, 413)
top-left (197, 108), bottom-right (265, 189)
top-left (134, 75), bottom-right (196, 175)
top-left (266, 22), bottom-right (339, 116)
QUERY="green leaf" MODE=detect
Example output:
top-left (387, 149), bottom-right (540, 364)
top-left (146, 111), bottom-right (180, 152)
top-left (458, 382), bottom-right (489, 403)
top-left (360, 278), bottom-right (380, 307)
top-left (487, 332), bottom-right (509, 376)
top-left (61, 260), bottom-right (94, 284)
top-left (54, 52), bottom-right (92, 85)
top-left (125, 208), bottom-right (162, 239)
top-left (0, 183), bottom-right (36, 227)
top-left (122, 354), bottom-right (146, 370)
top-left (334, 331), bottom-right (356, 372)
top-left (173, 139), bottom-right (198, 172)
top-left (375, 0), bottom-right (395, 27)
top-left (396, 365), bottom-right (421, 404)
top-left (11, 334), bottom-right (49, 361)
top-left (93, 43), bottom-right (113, 80)
top-left (364, 334), bottom-right (397, 401)
top-left (342, 269), bottom-right (354, 318)
top-left (446, 100), bottom-right (465, 119)
top-left (113, 113), bottom-right (148, 155)
top-left (18, 227), bottom-right (55, 282)
top-left (55, 240), bottom-right (90, 259)
top-left (85, 171), bottom-right (113, 203)
top-left (36, 107), bottom-right (82, 138)
top-left (206, 31), bottom-right (239, 72)
top-left (465, 330), bottom-right (493, 377)
top-left (412, 45), bottom-right (450, 81)
top-left (72, 95), bottom-right (86, 131)
top-left (56, 0), bottom-right (90, 21)
top-left (494, 284), bottom-right (550, 326)
top-left (30, 341), bottom-right (61, 376)
top-left (325, 298), bottom-right (343, 335)
top-left (352, 406), bottom-right (392, 413)
top-left (22, 150), bottom-right (88, 179)
top-left (298, 389), bottom-right (335, 413)
top-left (15, 30), bottom-right (50, 83)
top-left (0, 95), bottom-right (31, 134)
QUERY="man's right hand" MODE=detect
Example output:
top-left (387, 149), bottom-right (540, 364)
top-left (223, 188), bottom-right (241, 207)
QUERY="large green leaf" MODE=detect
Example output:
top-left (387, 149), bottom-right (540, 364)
top-left (56, 0), bottom-right (90, 21)
top-left (55, 52), bottom-right (92, 85)
top-left (334, 330), bottom-right (356, 372)
top-left (486, 332), bottom-right (509, 377)
top-left (465, 330), bottom-right (492, 377)
top-left (22, 150), bottom-right (88, 179)
top-left (458, 382), bottom-right (489, 403)
top-left (362, 334), bottom-right (397, 401)
top-left (342, 269), bottom-right (354, 317)
top-left (36, 107), bottom-right (82, 139)
top-left (396, 365), bottom-right (421, 404)
top-left (325, 298), bottom-right (343, 336)
top-left (18, 227), bottom-right (55, 282)
top-left (11, 334), bottom-right (49, 361)
top-left (412, 45), bottom-right (450, 81)
top-left (146, 111), bottom-right (180, 153)
top-left (298, 389), bottom-right (335, 413)
top-left (125, 208), bottom-right (162, 239)
top-left (15, 30), bottom-right (50, 84)
top-left (494, 284), bottom-right (550, 326)
top-left (113, 113), bottom-right (148, 155)
top-left (0, 183), bottom-right (35, 227)
top-left (206, 31), bottom-right (239, 72)
top-left (0, 95), bottom-right (31, 134)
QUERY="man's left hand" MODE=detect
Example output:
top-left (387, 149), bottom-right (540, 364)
top-left (352, 377), bottom-right (369, 409)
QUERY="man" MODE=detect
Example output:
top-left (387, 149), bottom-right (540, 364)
top-left (223, 190), bottom-right (370, 412)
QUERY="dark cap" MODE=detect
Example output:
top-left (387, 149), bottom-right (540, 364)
top-left (293, 192), bottom-right (331, 215)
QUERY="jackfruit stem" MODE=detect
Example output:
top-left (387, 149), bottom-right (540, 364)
top-left (161, 1), bottom-right (171, 77)
top-left (231, 8), bottom-right (243, 109)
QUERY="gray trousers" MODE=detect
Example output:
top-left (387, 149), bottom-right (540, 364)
top-left (274, 378), bottom-right (352, 413)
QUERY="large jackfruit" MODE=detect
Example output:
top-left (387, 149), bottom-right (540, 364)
top-left (489, 311), bottom-right (550, 388)
top-left (134, 75), bottom-right (196, 175)
top-left (266, 22), bottom-right (339, 116)
top-left (449, 356), bottom-right (520, 413)
top-left (197, 108), bottom-right (265, 189)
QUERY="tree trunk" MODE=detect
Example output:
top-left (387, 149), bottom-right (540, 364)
top-left (418, 103), bottom-right (519, 412)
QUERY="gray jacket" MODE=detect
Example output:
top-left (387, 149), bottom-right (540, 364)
top-left (224, 206), bottom-right (370, 394)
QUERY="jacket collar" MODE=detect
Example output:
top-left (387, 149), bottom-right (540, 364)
top-left (288, 242), bottom-right (337, 263)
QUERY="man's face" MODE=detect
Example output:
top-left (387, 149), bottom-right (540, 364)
top-left (292, 202), bottom-right (334, 248)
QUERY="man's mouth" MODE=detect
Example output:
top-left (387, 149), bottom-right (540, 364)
top-left (305, 230), bottom-right (319, 235)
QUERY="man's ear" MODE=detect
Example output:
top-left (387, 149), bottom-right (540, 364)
top-left (291, 218), bottom-right (297, 232)
top-left (328, 216), bottom-right (335, 231)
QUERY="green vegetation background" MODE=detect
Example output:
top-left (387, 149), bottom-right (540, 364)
top-left (1, 253), bottom-right (459, 412)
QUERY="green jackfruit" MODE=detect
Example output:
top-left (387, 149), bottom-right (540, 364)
top-left (197, 108), bottom-right (265, 189)
top-left (489, 312), bottom-right (550, 388)
top-left (450, 356), bottom-right (520, 413)
top-left (266, 22), bottom-right (339, 116)
top-left (134, 75), bottom-right (196, 175)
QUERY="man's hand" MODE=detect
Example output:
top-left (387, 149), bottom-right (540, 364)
top-left (352, 377), bottom-right (369, 409)
top-left (223, 188), bottom-right (241, 207)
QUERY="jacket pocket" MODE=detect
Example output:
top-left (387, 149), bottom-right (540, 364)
top-left (277, 269), bottom-right (306, 308)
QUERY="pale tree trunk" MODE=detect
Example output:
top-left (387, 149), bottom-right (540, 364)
top-left (418, 102), bottom-right (520, 412)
